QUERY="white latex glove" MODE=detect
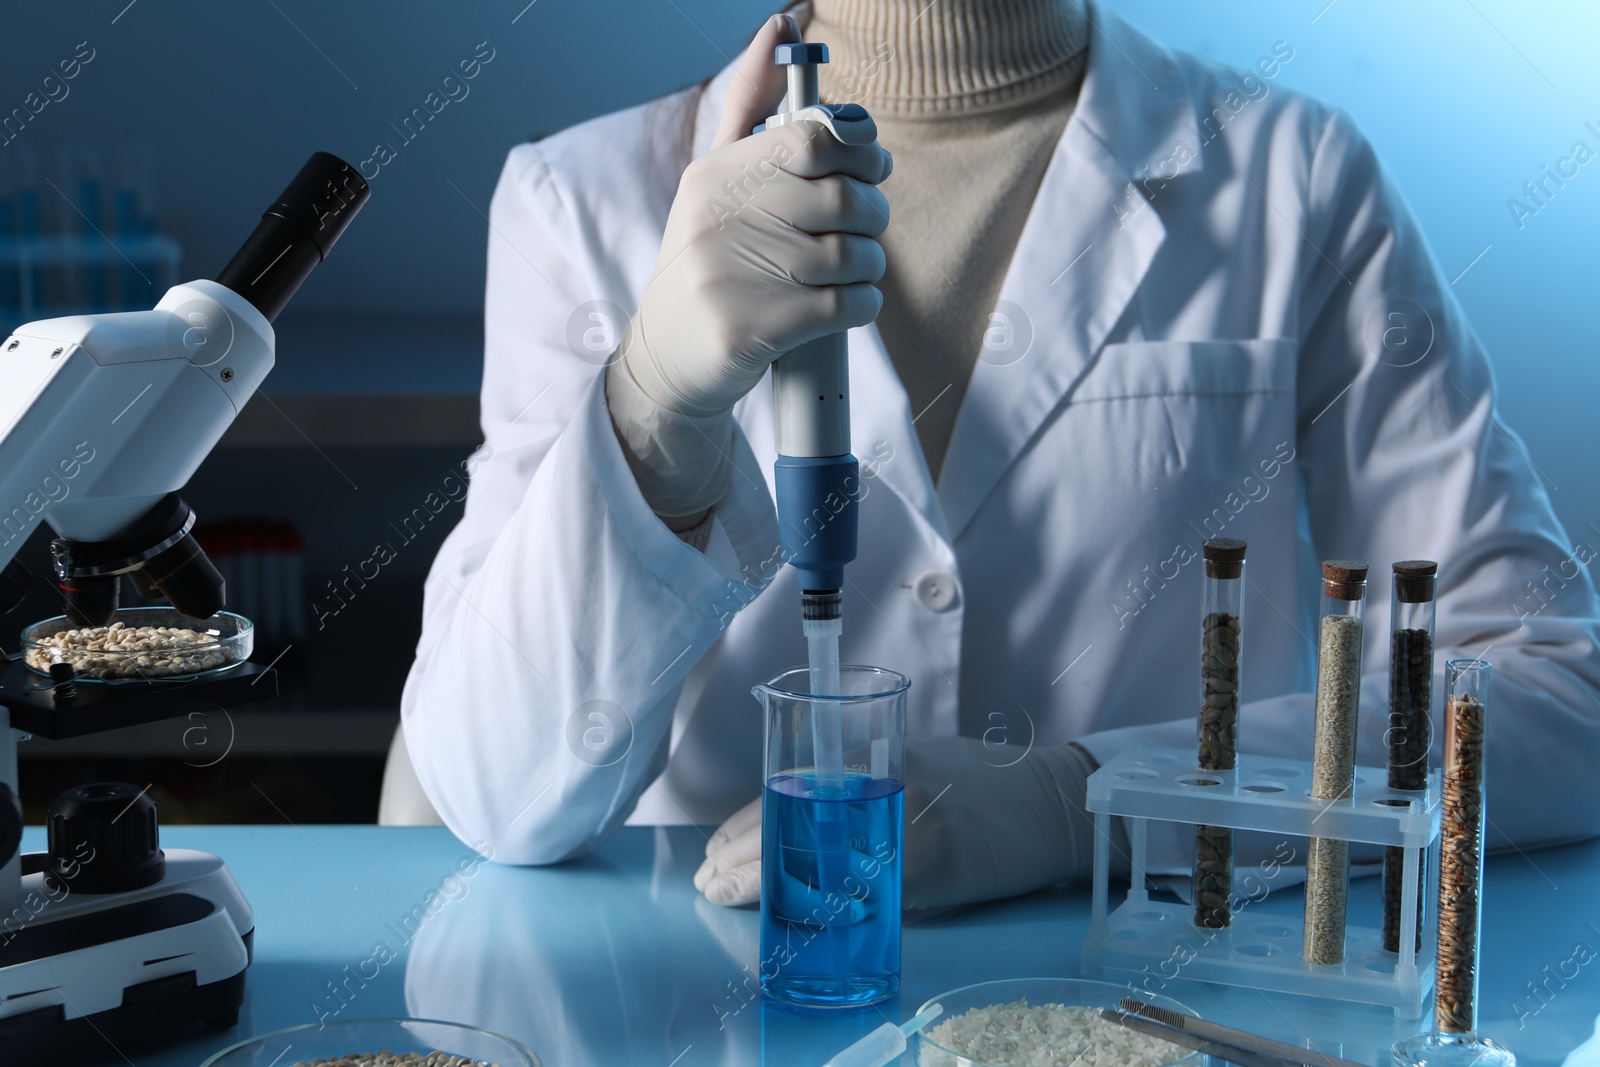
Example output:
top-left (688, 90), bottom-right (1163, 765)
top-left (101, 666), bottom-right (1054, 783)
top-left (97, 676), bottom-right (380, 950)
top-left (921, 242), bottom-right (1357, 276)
top-left (899, 737), bottom-right (1100, 911)
top-left (694, 794), bottom-right (762, 906)
top-left (606, 13), bottom-right (893, 526)
top-left (622, 14), bottom-right (892, 417)
top-left (694, 739), bottom-right (1102, 912)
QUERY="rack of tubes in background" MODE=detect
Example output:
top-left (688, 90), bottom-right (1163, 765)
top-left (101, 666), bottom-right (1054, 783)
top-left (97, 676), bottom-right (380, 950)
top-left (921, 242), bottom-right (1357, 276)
top-left (0, 143), bottom-right (180, 330)
top-left (197, 520), bottom-right (307, 646)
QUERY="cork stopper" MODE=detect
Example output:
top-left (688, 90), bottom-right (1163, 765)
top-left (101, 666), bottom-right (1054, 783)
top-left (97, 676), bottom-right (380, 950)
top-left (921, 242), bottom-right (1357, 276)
top-left (1202, 537), bottom-right (1247, 580)
top-left (1322, 559), bottom-right (1369, 601)
top-left (1393, 559), bottom-right (1438, 604)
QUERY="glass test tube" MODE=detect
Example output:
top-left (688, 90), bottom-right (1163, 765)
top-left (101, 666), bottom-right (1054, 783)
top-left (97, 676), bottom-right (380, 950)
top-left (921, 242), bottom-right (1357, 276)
top-left (1304, 560), bottom-right (1367, 965)
top-left (1194, 537), bottom-right (1245, 929)
top-left (1392, 660), bottom-right (1516, 1067)
top-left (1437, 659), bottom-right (1489, 1033)
top-left (1384, 560), bottom-right (1436, 953)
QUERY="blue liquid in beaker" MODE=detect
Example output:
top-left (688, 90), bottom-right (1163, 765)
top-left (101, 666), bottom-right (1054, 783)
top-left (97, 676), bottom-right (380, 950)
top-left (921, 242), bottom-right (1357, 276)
top-left (760, 772), bottom-right (902, 1007)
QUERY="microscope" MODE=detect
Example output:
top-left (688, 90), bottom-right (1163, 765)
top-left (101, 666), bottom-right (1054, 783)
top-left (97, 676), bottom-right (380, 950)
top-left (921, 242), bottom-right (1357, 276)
top-left (0, 151), bottom-right (368, 1058)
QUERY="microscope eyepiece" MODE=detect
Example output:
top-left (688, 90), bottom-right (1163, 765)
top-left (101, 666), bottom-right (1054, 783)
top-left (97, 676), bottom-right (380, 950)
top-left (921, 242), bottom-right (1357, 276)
top-left (22, 154), bottom-right (370, 630)
top-left (215, 151), bottom-right (371, 323)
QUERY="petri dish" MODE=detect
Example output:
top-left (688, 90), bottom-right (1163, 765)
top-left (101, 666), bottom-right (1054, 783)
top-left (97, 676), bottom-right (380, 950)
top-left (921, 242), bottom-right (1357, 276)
top-left (21, 608), bottom-right (253, 683)
top-left (916, 978), bottom-right (1202, 1067)
top-left (201, 1017), bottom-right (541, 1067)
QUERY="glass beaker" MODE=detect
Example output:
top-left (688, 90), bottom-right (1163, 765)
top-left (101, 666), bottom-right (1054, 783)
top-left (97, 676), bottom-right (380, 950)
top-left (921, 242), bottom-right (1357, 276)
top-left (753, 665), bottom-right (908, 1008)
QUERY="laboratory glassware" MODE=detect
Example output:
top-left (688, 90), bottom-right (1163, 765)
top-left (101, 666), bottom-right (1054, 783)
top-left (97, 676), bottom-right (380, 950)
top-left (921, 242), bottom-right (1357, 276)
top-left (1195, 537), bottom-right (1245, 928)
top-left (755, 665), bottom-right (907, 1008)
top-left (1385, 560), bottom-right (1437, 952)
top-left (1082, 744), bottom-right (1439, 1017)
top-left (1305, 560), bottom-right (1367, 965)
top-left (1392, 659), bottom-right (1515, 1067)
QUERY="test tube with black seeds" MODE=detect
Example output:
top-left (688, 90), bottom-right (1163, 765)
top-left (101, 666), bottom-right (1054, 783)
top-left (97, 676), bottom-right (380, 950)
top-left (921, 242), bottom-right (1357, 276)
top-left (1304, 560), bottom-right (1367, 965)
top-left (1194, 537), bottom-right (1245, 929)
top-left (1384, 560), bottom-right (1437, 953)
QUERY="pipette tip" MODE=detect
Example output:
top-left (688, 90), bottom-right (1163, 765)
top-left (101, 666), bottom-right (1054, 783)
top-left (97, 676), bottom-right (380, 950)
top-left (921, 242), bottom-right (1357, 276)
top-left (821, 1003), bottom-right (944, 1067)
top-left (900, 1001), bottom-right (943, 1036)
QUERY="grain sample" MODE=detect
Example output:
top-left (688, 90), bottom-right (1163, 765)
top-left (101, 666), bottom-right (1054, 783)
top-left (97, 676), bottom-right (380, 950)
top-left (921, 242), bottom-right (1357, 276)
top-left (1383, 629), bottom-right (1432, 951)
top-left (288, 1056), bottom-right (498, 1067)
top-left (1304, 560), bottom-right (1366, 966)
top-left (1194, 538), bottom-right (1245, 929)
top-left (26, 621), bottom-right (234, 678)
top-left (1436, 681), bottom-right (1487, 1034)
top-left (1384, 560), bottom-right (1437, 954)
top-left (921, 1001), bottom-right (1189, 1067)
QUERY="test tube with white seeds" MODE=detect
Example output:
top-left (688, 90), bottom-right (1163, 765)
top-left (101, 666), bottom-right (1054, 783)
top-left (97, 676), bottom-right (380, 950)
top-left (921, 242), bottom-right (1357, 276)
top-left (1194, 537), bottom-right (1245, 929)
top-left (1304, 559), bottom-right (1366, 965)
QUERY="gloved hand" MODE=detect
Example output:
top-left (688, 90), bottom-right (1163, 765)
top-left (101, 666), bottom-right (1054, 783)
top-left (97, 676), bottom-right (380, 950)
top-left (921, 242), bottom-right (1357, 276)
top-left (694, 738), bottom-right (1103, 912)
top-left (606, 13), bottom-right (893, 525)
top-left (622, 13), bottom-right (892, 417)
top-left (695, 793), bottom-right (762, 906)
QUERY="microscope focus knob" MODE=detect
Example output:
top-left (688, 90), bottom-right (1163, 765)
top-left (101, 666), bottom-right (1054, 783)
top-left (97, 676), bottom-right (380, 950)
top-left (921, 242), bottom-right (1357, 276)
top-left (45, 782), bottom-right (166, 894)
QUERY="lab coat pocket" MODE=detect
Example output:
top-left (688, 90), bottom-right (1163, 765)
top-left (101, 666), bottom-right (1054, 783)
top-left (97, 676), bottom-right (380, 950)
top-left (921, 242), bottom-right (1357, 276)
top-left (1068, 337), bottom-right (1298, 490)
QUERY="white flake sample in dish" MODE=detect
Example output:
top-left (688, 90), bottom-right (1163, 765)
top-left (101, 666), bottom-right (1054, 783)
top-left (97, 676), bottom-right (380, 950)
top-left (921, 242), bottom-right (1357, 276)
top-left (921, 1000), bottom-right (1188, 1067)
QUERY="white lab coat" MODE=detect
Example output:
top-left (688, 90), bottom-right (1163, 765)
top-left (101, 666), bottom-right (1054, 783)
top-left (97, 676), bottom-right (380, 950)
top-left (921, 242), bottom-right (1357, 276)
top-left (399, 2), bottom-right (1600, 869)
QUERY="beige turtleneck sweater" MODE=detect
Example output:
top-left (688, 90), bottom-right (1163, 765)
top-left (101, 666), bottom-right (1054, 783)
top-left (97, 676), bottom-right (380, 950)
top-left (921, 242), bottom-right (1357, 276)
top-left (808, 0), bottom-right (1088, 480)
top-left (610, 0), bottom-right (1089, 546)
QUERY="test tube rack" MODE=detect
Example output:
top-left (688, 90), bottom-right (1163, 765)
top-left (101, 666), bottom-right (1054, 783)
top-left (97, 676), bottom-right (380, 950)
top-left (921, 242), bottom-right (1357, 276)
top-left (1080, 746), bottom-right (1441, 1019)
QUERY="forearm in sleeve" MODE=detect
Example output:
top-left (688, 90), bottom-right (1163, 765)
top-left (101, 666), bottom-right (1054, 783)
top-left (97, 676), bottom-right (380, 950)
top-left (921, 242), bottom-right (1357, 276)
top-left (605, 357), bottom-right (735, 544)
top-left (401, 374), bottom-right (778, 864)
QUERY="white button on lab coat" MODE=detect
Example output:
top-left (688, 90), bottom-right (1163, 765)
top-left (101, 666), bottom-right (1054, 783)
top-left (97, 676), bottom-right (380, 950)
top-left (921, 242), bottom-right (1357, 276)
top-left (396, 2), bottom-right (1600, 869)
top-left (913, 571), bottom-right (959, 613)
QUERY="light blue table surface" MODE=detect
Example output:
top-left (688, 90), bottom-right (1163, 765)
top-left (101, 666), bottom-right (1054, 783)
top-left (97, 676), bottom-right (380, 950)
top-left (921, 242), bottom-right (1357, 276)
top-left (21, 825), bottom-right (1599, 1067)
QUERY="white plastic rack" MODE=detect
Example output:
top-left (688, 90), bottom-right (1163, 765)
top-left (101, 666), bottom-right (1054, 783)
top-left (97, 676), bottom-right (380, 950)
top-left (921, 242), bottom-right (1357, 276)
top-left (1080, 746), bottom-right (1441, 1019)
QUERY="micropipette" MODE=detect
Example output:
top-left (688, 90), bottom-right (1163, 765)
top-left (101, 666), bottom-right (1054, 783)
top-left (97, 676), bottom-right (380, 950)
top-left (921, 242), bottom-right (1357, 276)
top-left (760, 40), bottom-right (875, 709)
top-left (758, 40), bottom-right (878, 996)
top-left (822, 1002), bottom-right (943, 1067)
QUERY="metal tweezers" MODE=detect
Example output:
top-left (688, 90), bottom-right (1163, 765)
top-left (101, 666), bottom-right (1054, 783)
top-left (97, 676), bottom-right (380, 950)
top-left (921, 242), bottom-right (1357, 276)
top-left (1098, 997), bottom-right (1372, 1067)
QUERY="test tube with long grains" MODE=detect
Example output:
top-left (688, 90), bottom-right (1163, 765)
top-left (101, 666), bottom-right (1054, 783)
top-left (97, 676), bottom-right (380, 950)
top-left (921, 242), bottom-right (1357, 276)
top-left (1391, 659), bottom-right (1514, 1067)
top-left (1436, 659), bottom-right (1489, 1034)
